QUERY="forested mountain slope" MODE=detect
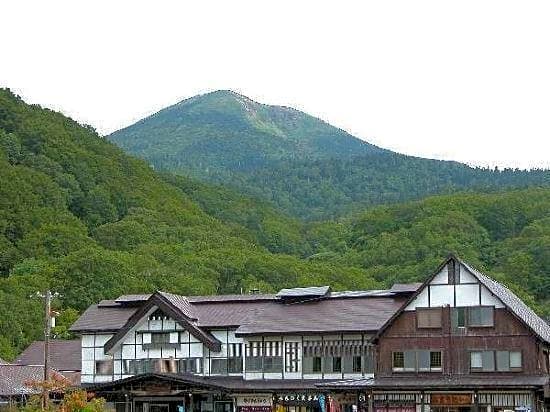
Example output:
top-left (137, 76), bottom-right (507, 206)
top-left (109, 90), bottom-right (550, 219)
top-left (0, 89), bottom-right (376, 359)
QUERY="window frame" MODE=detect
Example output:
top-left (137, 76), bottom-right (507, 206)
top-left (430, 351), bottom-right (442, 370)
top-left (392, 350), bottom-right (443, 372)
top-left (467, 306), bottom-right (495, 328)
top-left (392, 351), bottom-right (405, 371)
top-left (470, 350), bottom-right (522, 372)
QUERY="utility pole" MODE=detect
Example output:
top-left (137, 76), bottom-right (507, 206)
top-left (43, 290), bottom-right (51, 410)
top-left (31, 290), bottom-right (59, 410)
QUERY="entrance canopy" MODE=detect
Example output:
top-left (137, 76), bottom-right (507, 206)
top-left (84, 373), bottom-right (226, 397)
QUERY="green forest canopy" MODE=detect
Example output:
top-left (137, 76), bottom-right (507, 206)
top-left (0, 88), bottom-right (548, 361)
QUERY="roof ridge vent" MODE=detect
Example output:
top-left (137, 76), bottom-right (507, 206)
top-left (276, 286), bottom-right (331, 302)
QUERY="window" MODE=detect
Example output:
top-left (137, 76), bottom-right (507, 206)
top-left (468, 307), bottom-right (494, 327)
top-left (303, 356), bottom-right (322, 373)
top-left (228, 343), bottom-right (243, 373)
top-left (95, 359), bottom-right (113, 375)
top-left (244, 341), bottom-right (282, 373)
top-left (178, 358), bottom-right (203, 374)
top-left (470, 351), bottom-right (495, 371)
top-left (509, 351), bottom-right (522, 369)
top-left (393, 350), bottom-right (442, 372)
top-left (453, 307), bottom-right (494, 329)
top-left (142, 332), bottom-right (179, 348)
top-left (245, 341), bottom-right (263, 372)
top-left (403, 350), bottom-right (416, 371)
top-left (482, 351), bottom-right (495, 371)
top-left (430, 351), bottom-right (442, 369)
top-left (353, 356), bottom-right (362, 373)
top-left (228, 357), bottom-right (243, 373)
top-left (285, 342), bottom-right (300, 373)
top-left (127, 359), bottom-right (153, 374)
top-left (245, 357), bottom-right (262, 372)
top-left (263, 356), bottom-right (283, 373)
top-left (210, 358), bottom-right (227, 374)
top-left (470, 352), bottom-right (482, 369)
top-left (323, 356), bottom-right (341, 373)
top-left (323, 356), bottom-right (336, 373)
top-left (474, 351), bottom-right (522, 372)
top-left (151, 332), bottom-right (171, 344)
top-left (417, 308), bottom-right (442, 328)
top-left (500, 351), bottom-right (521, 370)
top-left (417, 350), bottom-right (430, 371)
top-left (263, 341), bottom-right (283, 373)
top-left (392, 352), bottom-right (404, 369)
top-left (455, 307), bottom-right (466, 328)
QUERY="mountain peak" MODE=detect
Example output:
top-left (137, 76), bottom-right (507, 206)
top-left (180, 89), bottom-right (257, 107)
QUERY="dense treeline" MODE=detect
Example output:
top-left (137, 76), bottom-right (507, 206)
top-left (202, 155), bottom-right (550, 219)
top-left (0, 89), bottom-right (377, 360)
top-left (109, 90), bottom-right (550, 220)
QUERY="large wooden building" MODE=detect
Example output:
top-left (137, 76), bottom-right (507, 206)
top-left (69, 256), bottom-right (550, 412)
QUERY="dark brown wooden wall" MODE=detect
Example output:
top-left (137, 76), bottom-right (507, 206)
top-left (376, 306), bottom-right (548, 377)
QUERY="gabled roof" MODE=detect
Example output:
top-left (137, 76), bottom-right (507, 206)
top-left (372, 255), bottom-right (550, 345)
top-left (14, 340), bottom-right (81, 372)
top-left (71, 285), bottom-right (419, 336)
top-left (103, 291), bottom-right (221, 354)
top-left (461, 260), bottom-right (550, 344)
top-left (158, 291), bottom-right (197, 321)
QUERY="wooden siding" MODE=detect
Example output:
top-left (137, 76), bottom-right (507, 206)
top-left (377, 306), bottom-right (549, 377)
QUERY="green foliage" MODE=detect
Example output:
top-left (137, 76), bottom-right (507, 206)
top-left (308, 189), bottom-right (550, 315)
top-left (0, 89), bottom-right (379, 359)
top-left (109, 90), bottom-right (550, 220)
top-left (0, 88), bottom-right (548, 363)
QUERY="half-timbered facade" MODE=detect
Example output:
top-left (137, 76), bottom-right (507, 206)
top-left (324, 255), bottom-right (550, 412)
top-left (70, 256), bottom-right (550, 412)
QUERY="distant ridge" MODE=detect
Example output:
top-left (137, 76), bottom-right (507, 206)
top-left (109, 90), bottom-right (550, 219)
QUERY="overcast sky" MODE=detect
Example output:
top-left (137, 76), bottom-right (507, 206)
top-left (1, 1), bottom-right (549, 169)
